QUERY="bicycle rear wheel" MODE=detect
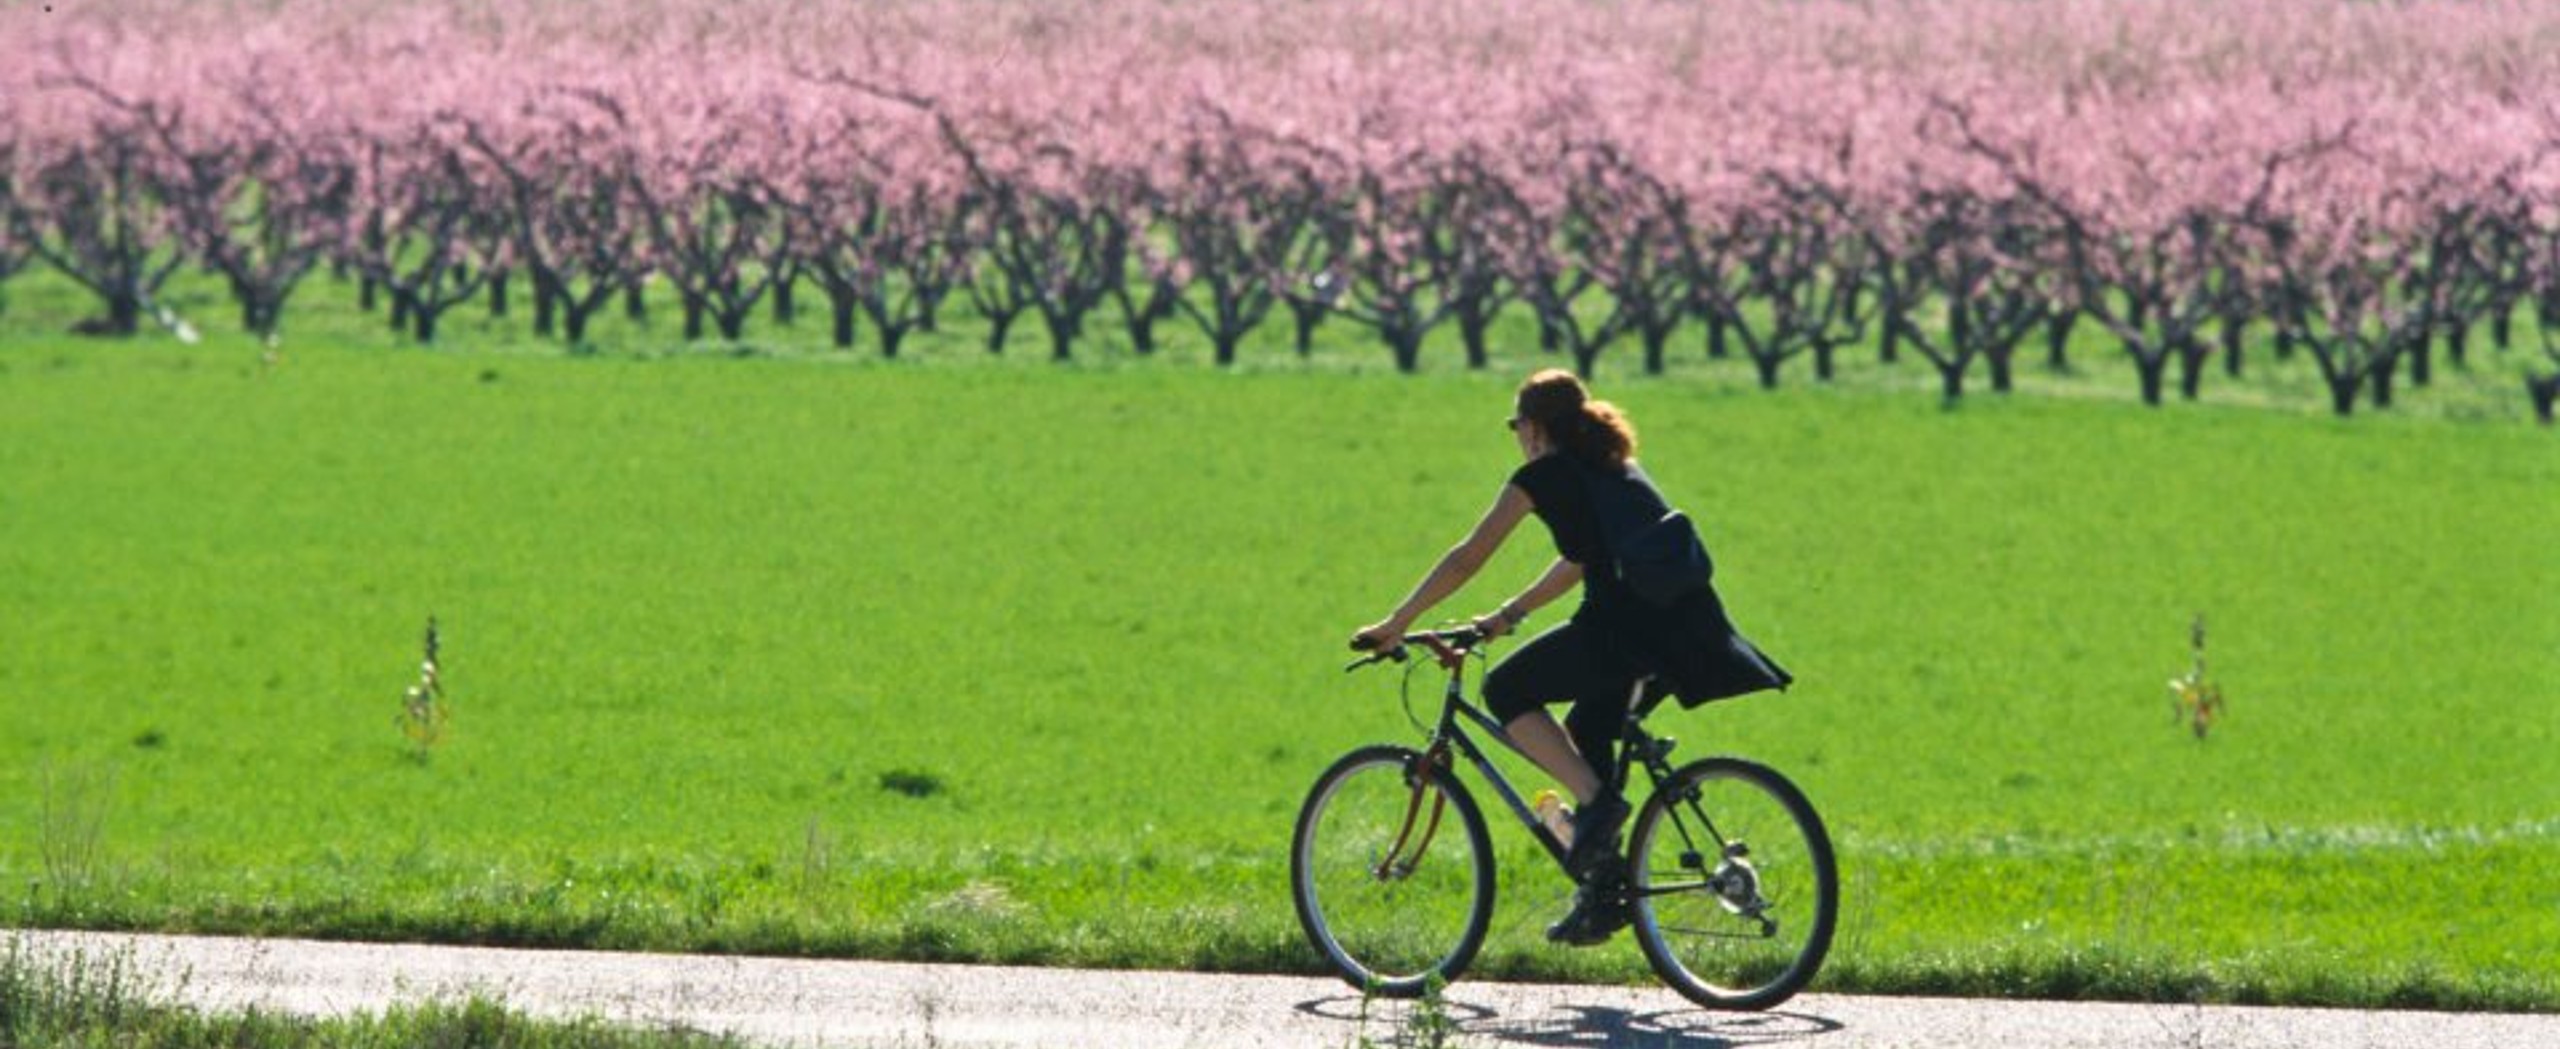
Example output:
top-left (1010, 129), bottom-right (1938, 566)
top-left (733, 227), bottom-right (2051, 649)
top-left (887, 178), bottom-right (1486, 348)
top-left (1626, 756), bottom-right (1837, 1011)
top-left (1289, 744), bottom-right (1495, 997)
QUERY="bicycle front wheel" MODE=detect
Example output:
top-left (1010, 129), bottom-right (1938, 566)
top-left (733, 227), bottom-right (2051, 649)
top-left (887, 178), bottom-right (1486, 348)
top-left (1289, 744), bottom-right (1495, 998)
top-left (1627, 757), bottom-right (1837, 1011)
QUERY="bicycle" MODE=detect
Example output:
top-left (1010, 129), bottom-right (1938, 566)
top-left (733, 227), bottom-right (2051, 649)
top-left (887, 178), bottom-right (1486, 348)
top-left (1289, 627), bottom-right (1837, 1011)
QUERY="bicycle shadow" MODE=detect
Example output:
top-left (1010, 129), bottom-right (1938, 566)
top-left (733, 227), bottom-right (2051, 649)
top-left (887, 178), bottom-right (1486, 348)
top-left (1295, 994), bottom-right (1845, 1049)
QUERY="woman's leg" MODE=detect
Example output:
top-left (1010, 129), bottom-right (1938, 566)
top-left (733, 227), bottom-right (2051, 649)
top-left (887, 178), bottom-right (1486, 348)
top-left (1562, 681), bottom-right (1637, 792)
top-left (1484, 623), bottom-right (1621, 805)
top-left (1486, 624), bottom-right (1641, 943)
top-left (1503, 710), bottom-right (1604, 804)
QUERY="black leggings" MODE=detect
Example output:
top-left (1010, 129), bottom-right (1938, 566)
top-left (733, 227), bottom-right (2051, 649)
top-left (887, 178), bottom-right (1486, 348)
top-left (1482, 621), bottom-right (1642, 789)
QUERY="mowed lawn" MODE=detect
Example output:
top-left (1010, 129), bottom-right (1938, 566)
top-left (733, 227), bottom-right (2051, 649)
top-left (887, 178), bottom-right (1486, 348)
top-left (1, 329), bottom-right (2553, 1008)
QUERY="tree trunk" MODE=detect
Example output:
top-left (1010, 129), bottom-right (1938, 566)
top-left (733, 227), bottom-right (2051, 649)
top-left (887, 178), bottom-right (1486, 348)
top-left (625, 283), bottom-right (647, 322)
top-left (1290, 301), bottom-right (1324, 357)
top-left (916, 283), bottom-right (949, 333)
top-left (1706, 312), bottom-right (1730, 360)
top-left (1878, 308), bottom-right (1901, 364)
top-left (2527, 372), bottom-right (2558, 424)
top-left (1047, 312), bottom-right (1076, 362)
top-left (985, 312), bottom-right (1014, 355)
top-left (1386, 325), bottom-right (1424, 373)
top-left (1125, 307), bottom-right (1159, 356)
top-left (127, 282), bottom-right (158, 334)
top-left (1571, 337), bottom-right (1600, 379)
top-left (1752, 354), bottom-right (1781, 389)
top-left (830, 298), bottom-right (858, 349)
top-left (2222, 317), bottom-right (2245, 378)
top-left (533, 271), bottom-right (558, 337)
top-left (2176, 335), bottom-right (2207, 400)
top-left (772, 270), bottom-right (797, 326)
top-left (2134, 355), bottom-right (2166, 406)
top-left (2371, 354), bottom-right (2398, 409)
top-left (1933, 308), bottom-right (1972, 400)
top-left (2045, 310), bottom-right (2075, 370)
top-left (254, 294), bottom-right (287, 339)
top-left (682, 298), bottom-right (706, 341)
top-left (1457, 309), bottom-right (1493, 370)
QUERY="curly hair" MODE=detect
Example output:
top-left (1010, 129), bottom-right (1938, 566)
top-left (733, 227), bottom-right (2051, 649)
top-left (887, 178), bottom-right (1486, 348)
top-left (1516, 368), bottom-right (1637, 469)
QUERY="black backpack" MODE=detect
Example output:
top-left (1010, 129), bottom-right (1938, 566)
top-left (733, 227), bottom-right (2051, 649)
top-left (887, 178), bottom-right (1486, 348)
top-left (1575, 460), bottom-right (1714, 607)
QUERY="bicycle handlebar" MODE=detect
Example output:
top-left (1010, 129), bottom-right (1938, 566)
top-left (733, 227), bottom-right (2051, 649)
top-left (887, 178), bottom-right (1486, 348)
top-left (1345, 627), bottom-right (1486, 673)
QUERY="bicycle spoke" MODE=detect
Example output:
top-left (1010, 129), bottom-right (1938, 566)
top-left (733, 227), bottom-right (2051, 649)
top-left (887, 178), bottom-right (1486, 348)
top-left (1626, 758), bottom-right (1836, 1011)
top-left (1291, 747), bottom-right (1494, 998)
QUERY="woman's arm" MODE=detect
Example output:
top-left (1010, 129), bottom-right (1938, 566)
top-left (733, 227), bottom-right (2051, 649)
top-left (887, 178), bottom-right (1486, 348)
top-left (1353, 484), bottom-right (1534, 648)
top-left (1475, 557), bottom-right (1584, 638)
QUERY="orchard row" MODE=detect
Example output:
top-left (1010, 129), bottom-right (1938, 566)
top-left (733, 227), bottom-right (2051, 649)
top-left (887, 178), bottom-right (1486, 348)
top-left (7, 0), bottom-right (2560, 416)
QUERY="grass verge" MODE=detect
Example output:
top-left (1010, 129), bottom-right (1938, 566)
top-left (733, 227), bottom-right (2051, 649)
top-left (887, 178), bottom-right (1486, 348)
top-left (0, 941), bottom-right (754, 1049)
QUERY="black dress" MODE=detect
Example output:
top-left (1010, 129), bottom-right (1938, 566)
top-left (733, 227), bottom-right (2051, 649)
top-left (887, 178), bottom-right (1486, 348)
top-left (1502, 453), bottom-right (1793, 710)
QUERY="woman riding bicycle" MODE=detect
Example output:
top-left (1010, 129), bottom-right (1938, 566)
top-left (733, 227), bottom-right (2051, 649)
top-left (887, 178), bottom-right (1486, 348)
top-left (1351, 369), bottom-right (1792, 946)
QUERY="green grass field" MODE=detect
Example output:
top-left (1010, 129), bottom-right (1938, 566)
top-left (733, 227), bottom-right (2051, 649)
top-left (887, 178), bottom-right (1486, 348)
top-left (1, 270), bottom-right (2555, 1011)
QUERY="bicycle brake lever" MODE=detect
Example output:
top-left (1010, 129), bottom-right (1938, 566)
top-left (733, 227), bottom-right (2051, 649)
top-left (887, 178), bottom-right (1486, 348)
top-left (1343, 647), bottom-right (1410, 673)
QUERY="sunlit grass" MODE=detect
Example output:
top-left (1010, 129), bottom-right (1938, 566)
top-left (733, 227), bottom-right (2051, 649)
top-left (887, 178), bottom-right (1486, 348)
top-left (0, 268), bottom-right (2553, 1010)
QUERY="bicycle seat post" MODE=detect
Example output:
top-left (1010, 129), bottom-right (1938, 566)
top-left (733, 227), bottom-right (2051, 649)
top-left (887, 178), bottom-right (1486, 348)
top-left (1617, 675), bottom-right (1679, 772)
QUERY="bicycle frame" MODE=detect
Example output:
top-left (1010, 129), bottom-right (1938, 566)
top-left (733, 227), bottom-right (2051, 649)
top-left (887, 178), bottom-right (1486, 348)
top-left (1388, 634), bottom-right (1735, 895)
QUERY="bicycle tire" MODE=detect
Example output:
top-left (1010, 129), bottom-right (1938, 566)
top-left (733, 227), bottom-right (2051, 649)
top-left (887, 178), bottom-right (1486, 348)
top-left (1289, 744), bottom-right (1497, 998)
top-left (1626, 756), bottom-right (1837, 1011)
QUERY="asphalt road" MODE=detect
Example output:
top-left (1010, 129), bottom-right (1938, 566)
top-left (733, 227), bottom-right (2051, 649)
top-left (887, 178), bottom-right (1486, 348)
top-left (9, 929), bottom-right (2554, 1049)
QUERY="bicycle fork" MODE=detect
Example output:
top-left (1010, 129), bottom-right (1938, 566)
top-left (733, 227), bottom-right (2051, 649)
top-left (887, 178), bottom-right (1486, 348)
top-left (1372, 743), bottom-right (1453, 881)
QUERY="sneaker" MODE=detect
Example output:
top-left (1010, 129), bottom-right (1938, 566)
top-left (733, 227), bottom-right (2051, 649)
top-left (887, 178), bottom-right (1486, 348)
top-left (1544, 866), bottom-right (1632, 946)
top-left (1562, 791), bottom-right (1629, 875)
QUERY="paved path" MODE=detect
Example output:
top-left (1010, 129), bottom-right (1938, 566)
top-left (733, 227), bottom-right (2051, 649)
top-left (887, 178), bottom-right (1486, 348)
top-left (9, 930), bottom-right (2554, 1048)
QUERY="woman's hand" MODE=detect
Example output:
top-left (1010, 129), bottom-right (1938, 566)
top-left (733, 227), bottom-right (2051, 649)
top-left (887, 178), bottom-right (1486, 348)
top-left (1350, 619), bottom-right (1408, 654)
